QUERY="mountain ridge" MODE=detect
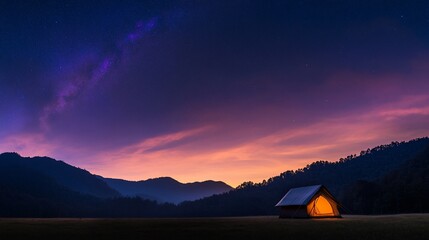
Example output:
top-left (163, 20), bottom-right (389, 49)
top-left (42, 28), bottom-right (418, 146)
top-left (0, 152), bottom-right (120, 198)
top-left (100, 176), bottom-right (233, 204)
top-left (0, 137), bottom-right (428, 217)
top-left (0, 152), bottom-right (233, 204)
top-left (175, 137), bottom-right (429, 216)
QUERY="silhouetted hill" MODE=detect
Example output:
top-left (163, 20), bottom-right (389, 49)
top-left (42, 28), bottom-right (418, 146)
top-left (0, 137), bottom-right (428, 217)
top-left (0, 152), bottom-right (231, 217)
top-left (0, 153), bottom-right (119, 198)
top-left (175, 137), bottom-right (429, 216)
top-left (0, 153), bottom-right (175, 217)
top-left (100, 176), bottom-right (233, 204)
top-left (0, 162), bottom-right (104, 217)
top-left (0, 163), bottom-right (172, 217)
top-left (343, 144), bottom-right (429, 214)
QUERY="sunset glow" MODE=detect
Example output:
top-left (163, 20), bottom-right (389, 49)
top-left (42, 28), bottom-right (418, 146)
top-left (1, 1), bottom-right (429, 187)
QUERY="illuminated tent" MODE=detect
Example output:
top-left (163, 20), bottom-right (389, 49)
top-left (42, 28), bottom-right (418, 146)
top-left (275, 185), bottom-right (341, 218)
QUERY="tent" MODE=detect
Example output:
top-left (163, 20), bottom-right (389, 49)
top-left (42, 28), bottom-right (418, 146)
top-left (275, 185), bottom-right (341, 218)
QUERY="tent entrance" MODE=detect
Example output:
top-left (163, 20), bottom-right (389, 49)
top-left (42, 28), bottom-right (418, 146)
top-left (307, 195), bottom-right (335, 217)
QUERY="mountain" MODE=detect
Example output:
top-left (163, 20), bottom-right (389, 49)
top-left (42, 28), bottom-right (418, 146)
top-left (0, 137), bottom-right (428, 217)
top-left (0, 152), bottom-right (232, 216)
top-left (175, 137), bottom-right (429, 216)
top-left (0, 153), bottom-right (120, 198)
top-left (0, 152), bottom-right (120, 198)
top-left (343, 143), bottom-right (429, 214)
top-left (0, 162), bottom-right (165, 217)
top-left (100, 176), bottom-right (233, 204)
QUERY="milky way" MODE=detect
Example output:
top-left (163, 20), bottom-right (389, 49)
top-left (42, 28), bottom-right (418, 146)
top-left (39, 17), bottom-right (159, 130)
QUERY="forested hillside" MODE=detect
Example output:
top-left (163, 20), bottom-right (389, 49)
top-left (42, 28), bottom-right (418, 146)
top-left (0, 137), bottom-right (428, 217)
top-left (175, 138), bottom-right (429, 216)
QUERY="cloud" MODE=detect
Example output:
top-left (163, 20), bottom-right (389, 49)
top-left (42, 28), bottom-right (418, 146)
top-left (0, 133), bottom-right (54, 157)
top-left (109, 125), bottom-right (214, 157)
top-left (80, 93), bottom-right (429, 187)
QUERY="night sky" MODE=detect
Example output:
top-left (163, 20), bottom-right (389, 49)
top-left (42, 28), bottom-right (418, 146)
top-left (1, 1), bottom-right (429, 186)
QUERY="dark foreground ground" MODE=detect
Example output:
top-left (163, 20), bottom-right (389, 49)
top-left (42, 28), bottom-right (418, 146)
top-left (0, 214), bottom-right (428, 240)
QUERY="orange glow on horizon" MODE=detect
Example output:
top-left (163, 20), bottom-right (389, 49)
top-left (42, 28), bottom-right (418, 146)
top-left (1, 94), bottom-right (429, 187)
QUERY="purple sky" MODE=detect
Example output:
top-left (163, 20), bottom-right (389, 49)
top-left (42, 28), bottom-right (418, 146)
top-left (1, 1), bottom-right (429, 186)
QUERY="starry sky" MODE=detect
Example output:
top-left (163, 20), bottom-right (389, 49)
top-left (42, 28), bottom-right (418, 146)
top-left (1, 0), bottom-right (429, 186)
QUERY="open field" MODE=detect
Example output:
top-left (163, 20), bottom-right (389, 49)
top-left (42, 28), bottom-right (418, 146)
top-left (0, 214), bottom-right (428, 240)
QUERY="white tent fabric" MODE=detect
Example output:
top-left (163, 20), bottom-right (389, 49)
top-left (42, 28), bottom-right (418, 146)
top-left (275, 185), bottom-right (322, 206)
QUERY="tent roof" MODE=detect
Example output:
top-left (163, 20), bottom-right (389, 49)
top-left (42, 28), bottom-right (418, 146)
top-left (275, 185), bottom-right (323, 207)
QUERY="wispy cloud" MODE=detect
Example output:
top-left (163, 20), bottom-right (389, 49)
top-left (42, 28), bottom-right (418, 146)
top-left (84, 94), bottom-right (429, 187)
top-left (0, 133), bottom-right (54, 157)
top-left (4, 89), bottom-right (429, 187)
top-left (108, 125), bottom-right (214, 157)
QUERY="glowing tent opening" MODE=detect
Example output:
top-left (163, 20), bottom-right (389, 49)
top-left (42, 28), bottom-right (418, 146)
top-left (307, 195), bottom-right (334, 216)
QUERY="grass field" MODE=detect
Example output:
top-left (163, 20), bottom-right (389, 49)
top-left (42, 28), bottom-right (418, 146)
top-left (0, 214), bottom-right (428, 240)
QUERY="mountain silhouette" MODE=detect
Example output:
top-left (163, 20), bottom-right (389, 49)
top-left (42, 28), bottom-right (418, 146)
top-left (175, 137), bottom-right (429, 216)
top-left (342, 142), bottom-right (429, 214)
top-left (100, 176), bottom-right (233, 204)
top-left (0, 152), bottom-right (119, 198)
top-left (0, 152), bottom-right (232, 213)
top-left (0, 137), bottom-right (428, 217)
